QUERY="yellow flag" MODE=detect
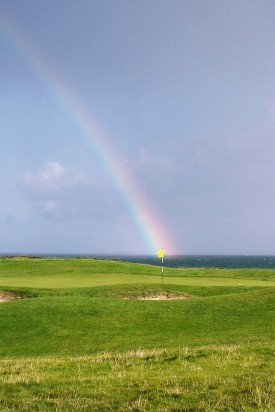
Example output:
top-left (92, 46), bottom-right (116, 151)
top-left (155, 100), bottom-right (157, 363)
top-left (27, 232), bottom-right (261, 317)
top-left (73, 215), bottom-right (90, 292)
top-left (157, 249), bottom-right (164, 258)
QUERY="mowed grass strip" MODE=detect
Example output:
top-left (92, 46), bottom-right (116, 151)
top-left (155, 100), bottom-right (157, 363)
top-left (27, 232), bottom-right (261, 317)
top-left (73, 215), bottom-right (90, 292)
top-left (0, 345), bottom-right (274, 411)
top-left (1, 274), bottom-right (274, 288)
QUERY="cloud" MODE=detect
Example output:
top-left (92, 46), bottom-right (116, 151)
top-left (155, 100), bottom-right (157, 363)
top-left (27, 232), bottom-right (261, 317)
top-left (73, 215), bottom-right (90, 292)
top-left (14, 160), bottom-right (144, 253)
top-left (22, 161), bottom-right (87, 200)
top-left (20, 161), bottom-right (111, 221)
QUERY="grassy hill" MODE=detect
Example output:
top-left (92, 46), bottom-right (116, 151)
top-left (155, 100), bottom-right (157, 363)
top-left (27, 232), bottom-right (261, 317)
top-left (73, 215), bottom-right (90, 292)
top-left (0, 257), bottom-right (274, 411)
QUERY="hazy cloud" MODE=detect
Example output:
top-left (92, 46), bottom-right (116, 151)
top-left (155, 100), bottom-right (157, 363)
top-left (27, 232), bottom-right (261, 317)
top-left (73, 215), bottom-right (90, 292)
top-left (21, 161), bottom-right (88, 199)
top-left (20, 161), bottom-right (110, 221)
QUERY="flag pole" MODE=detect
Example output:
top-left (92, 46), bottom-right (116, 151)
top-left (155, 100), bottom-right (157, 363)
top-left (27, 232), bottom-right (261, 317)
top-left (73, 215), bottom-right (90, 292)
top-left (161, 248), bottom-right (164, 284)
top-left (157, 248), bottom-right (164, 284)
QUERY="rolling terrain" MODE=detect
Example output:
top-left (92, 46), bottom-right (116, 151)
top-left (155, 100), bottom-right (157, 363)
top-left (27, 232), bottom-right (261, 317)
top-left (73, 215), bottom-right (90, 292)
top-left (0, 257), bottom-right (274, 411)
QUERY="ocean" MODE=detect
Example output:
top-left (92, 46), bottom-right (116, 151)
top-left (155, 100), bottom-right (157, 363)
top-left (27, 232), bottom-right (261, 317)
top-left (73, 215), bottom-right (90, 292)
top-left (6, 254), bottom-right (275, 269)
top-left (45, 254), bottom-right (275, 269)
top-left (113, 255), bottom-right (275, 269)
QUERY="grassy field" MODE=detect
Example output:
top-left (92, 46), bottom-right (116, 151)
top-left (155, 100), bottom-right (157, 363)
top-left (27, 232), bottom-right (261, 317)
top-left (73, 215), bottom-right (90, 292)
top-left (0, 256), bottom-right (274, 411)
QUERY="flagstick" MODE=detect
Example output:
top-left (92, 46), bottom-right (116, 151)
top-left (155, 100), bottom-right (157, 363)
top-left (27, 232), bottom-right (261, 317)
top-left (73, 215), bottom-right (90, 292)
top-left (161, 249), bottom-right (164, 284)
top-left (157, 248), bottom-right (164, 284)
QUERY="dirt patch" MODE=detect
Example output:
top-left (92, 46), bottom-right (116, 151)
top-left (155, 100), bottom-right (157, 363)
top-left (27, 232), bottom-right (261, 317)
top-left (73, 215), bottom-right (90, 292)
top-left (0, 291), bottom-right (29, 303)
top-left (137, 293), bottom-right (192, 301)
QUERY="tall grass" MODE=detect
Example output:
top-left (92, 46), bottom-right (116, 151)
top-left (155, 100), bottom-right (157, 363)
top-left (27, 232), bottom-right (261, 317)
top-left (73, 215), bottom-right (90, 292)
top-left (0, 345), bottom-right (274, 411)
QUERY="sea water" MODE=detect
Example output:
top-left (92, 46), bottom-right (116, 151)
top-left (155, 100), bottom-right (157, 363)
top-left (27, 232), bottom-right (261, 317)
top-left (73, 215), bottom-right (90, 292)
top-left (10, 254), bottom-right (275, 269)
top-left (113, 255), bottom-right (275, 269)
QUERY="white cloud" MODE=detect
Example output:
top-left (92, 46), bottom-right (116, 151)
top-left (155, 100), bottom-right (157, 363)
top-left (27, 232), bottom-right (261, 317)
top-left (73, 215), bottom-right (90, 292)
top-left (21, 161), bottom-right (89, 199)
top-left (20, 161), bottom-right (93, 220)
top-left (20, 160), bottom-right (119, 222)
top-left (33, 161), bottom-right (65, 182)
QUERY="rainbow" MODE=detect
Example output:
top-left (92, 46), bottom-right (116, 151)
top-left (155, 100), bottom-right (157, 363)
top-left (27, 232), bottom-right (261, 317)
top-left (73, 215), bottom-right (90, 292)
top-left (0, 11), bottom-right (177, 254)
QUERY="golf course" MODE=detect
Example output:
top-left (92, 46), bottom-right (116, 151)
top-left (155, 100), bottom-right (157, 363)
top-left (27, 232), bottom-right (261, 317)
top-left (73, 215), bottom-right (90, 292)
top-left (0, 256), bottom-right (274, 411)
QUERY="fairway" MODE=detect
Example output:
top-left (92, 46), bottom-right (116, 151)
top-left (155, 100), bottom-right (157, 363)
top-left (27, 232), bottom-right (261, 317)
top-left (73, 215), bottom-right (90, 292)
top-left (0, 257), bottom-right (274, 411)
top-left (1, 272), bottom-right (274, 288)
top-left (1, 257), bottom-right (275, 288)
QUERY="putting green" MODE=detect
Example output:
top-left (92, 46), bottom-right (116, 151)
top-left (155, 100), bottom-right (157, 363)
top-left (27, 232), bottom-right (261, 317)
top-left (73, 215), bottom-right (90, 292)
top-left (0, 273), bottom-right (274, 288)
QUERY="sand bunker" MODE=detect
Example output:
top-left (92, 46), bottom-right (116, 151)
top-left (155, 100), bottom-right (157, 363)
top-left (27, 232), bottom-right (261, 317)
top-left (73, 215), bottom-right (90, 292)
top-left (0, 291), bottom-right (28, 303)
top-left (137, 293), bottom-right (192, 301)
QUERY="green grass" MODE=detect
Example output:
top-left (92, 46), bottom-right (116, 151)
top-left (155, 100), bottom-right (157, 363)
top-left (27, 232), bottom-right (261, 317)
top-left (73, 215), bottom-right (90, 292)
top-left (0, 256), bottom-right (274, 287)
top-left (0, 345), bottom-right (274, 411)
top-left (0, 257), bottom-right (274, 411)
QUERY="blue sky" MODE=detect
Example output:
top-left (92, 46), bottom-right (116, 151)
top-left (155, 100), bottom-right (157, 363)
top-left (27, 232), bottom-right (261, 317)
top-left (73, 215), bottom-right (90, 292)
top-left (1, 0), bottom-right (275, 255)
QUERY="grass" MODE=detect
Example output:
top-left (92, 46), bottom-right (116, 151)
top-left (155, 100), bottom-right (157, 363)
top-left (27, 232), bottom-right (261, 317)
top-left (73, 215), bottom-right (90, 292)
top-left (0, 345), bottom-right (274, 411)
top-left (0, 256), bottom-right (274, 410)
top-left (0, 257), bottom-right (274, 287)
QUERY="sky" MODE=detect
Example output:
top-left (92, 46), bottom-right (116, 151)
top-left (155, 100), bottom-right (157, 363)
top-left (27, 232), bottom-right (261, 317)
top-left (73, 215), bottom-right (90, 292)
top-left (1, 0), bottom-right (275, 255)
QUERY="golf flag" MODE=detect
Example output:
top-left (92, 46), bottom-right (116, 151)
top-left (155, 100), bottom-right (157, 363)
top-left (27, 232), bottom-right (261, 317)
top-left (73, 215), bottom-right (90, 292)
top-left (157, 249), bottom-right (164, 258)
top-left (157, 249), bottom-right (164, 283)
